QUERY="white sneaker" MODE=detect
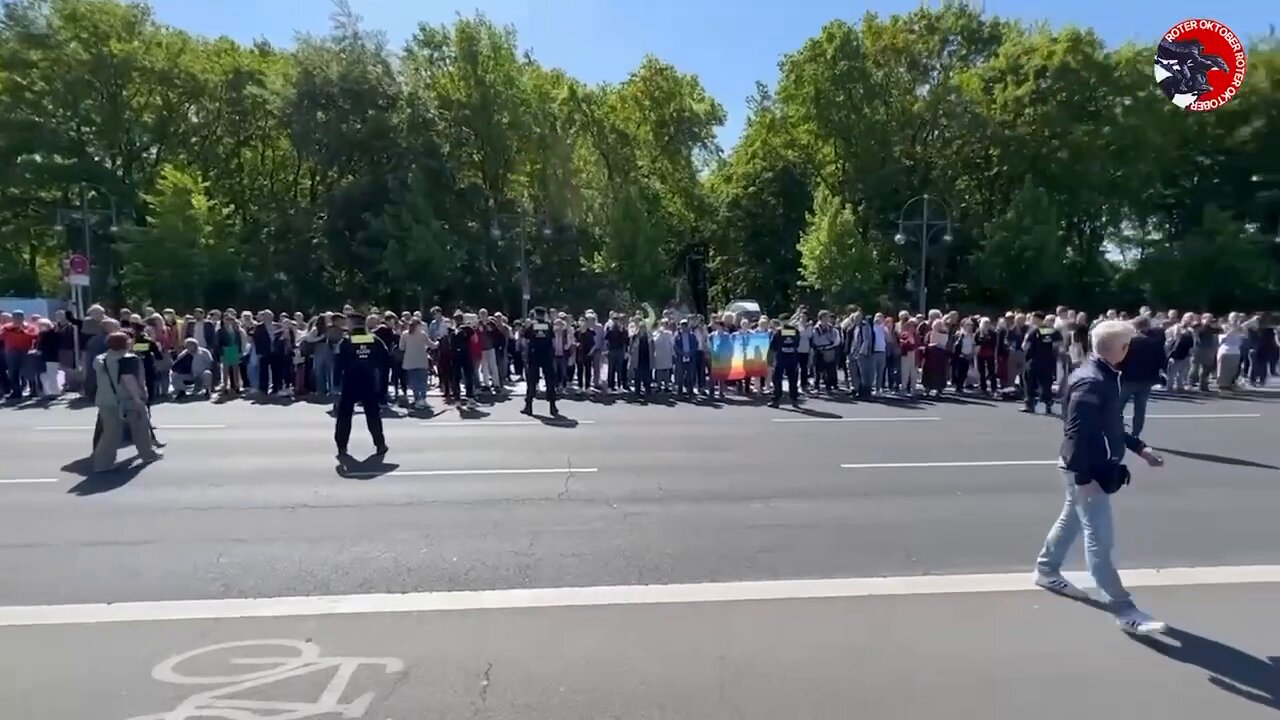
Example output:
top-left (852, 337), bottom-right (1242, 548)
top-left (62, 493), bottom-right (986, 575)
top-left (1116, 610), bottom-right (1167, 635)
top-left (1033, 573), bottom-right (1089, 600)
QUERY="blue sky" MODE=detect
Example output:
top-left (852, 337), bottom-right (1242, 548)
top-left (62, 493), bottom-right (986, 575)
top-left (147, 0), bottom-right (1274, 148)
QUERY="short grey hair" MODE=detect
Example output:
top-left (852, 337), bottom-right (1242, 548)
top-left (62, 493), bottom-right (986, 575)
top-left (1091, 319), bottom-right (1135, 355)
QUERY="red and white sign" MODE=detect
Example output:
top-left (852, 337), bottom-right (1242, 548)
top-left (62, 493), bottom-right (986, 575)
top-left (65, 253), bottom-right (90, 286)
top-left (1154, 19), bottom-right (1248, 112)
top-left (67, 253), bottom-right (89, 275)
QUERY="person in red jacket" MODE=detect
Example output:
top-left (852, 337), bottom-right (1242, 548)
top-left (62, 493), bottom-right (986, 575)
top-left (2, 310), bottom-right (39, 400)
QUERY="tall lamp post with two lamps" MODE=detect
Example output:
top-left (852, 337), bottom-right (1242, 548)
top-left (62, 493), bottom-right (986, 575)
top-left (54, 182), bottom-right (120, 373)
top-left (894, 193), bottom-right (953, 315)
top-left (490, 213), bottom-right (552, 319)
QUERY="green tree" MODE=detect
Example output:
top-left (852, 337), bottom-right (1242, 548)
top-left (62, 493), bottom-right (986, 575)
top-left (797, 186), bottom-right (898, 305)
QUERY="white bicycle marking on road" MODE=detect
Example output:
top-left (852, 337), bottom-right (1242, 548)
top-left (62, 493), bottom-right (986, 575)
top-left (126, 639), bottom-right (404, 720)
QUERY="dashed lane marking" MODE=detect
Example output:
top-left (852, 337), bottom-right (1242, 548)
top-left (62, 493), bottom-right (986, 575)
top-left (352, 467), bottom-right (600, 479)
top-left (841, 460), bottom-right (1058, 469)
top-left (1140, 413), bottom-right (1262, 419)
top-left (771, 417), bottom-right (942, 424)
top-left (418, 420), bottom-right (597, 427)
top-left (32, 424), bottom-right (227, 431)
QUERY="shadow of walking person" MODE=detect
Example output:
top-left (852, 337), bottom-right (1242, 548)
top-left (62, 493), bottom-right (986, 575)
top-left (1154, 447), bottom-right (1280, 471)
top-left (1128, 626), bottom-right (1280, 711)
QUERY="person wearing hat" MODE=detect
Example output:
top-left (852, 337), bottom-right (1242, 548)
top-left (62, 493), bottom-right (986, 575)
top-left (521, 306), bottom-right (558, 415)
top-left (333, 312), bottom-right (390, 457)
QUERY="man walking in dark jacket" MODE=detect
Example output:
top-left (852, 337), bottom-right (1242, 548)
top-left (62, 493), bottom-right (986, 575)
top-left (1033, 319), bottom-right (1168, 635)
top-left (1118, 316), bottom-right (1166, 439)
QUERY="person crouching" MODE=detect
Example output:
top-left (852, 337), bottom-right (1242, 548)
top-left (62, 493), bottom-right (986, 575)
top-left (171, 338), bottom-right (215, 399)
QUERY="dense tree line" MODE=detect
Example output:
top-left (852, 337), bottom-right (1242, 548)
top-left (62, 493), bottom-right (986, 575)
top-left (1, 0), bottom-right (1277, 315)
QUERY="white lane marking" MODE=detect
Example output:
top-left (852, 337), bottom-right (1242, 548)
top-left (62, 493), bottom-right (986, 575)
top-left (364, 468), bottom-right (599, 478)
top-left (419, 420), bottom-right (597, 427)
top-left (33, 424), bottom-right (227, 431)
top-left (1140, 413), bottom-right (1262, 419)
top-left (840, 460), bottom-right (1058, 469)
top-left (0, 478), bottom-right (59, 484)
top-left (3, 564), bottom-right (1279, 627)
top-left (772, 416), bottom-right (941, 424)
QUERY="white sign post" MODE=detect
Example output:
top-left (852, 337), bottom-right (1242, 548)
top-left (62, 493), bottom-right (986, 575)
top-left (64, 253), bottom-right (90, 374)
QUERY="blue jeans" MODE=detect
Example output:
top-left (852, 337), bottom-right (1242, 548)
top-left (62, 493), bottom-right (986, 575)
top-left (405, 367), bottom-right (428, 403)
top-left (1036, 467), bottom-right (1135, 615)
top-left (4, 350), bottom-right (25, 396)
top-left (312, 353), bottom-right (333, 395)
top-left (853, 354), bottom-right (875, 396)
top-left (1119, 382), bottom-right (1151, 438)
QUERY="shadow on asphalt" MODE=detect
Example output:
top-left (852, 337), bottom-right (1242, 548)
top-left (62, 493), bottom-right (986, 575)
top-left (1044, 585), bottom-right (1280, 711)
top-left (1129, 628), bottom-right (1280, 711)
top-left (335, 452), bottom-right (398, 480)
top-left (776, 404), bottom-right (841, 419)
top-left (63, 456), bottom-right (149, 496)
top-left (3, 397), bottom-right (57, 410)
top-left (1154, 447), bottom-right (1280, 471)
top-left (524, 412), bottom-right (582, 428)
top-left (455, 405), bottom-right (491, 420)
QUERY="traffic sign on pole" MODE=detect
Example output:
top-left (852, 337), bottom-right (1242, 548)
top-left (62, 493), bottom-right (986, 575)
top-left (67, 253), bottom-right (89, 275)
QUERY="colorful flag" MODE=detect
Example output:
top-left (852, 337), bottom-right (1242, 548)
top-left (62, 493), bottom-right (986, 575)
top-left (710, 330), bottom-right (770, 382)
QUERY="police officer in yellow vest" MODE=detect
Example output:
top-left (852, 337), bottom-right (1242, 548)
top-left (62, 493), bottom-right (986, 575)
top-left (769, 318), bottom-right (802, 407)
top-left (1021, 310), bottom-right (1062, 414)
top-left (334, 313), bottom-right (390, 456)
top-left (128, 325), bottom-right (164, 405)
top-left (522, 306), bottom-right (558, 416)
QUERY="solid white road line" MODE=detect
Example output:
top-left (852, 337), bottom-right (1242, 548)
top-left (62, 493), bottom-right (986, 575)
top-left (772, 416), bottom-right (941, 424)
top-left (1140, 413), bottom-right (1262, 419)
top-left (2, 564), bottom-right (1278, 627)
top-left (0, 478), bottom-right (59, 484)
top-left (365, 468), bottom-right (599, 478)
top-left (419, 420), bottom-right (597, 427)
top-left (841, 460), bottom-right (1058, 469)
top-left (32, 424), bottom-right (227, 431)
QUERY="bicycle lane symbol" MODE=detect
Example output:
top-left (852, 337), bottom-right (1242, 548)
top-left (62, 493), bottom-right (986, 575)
top-left (125, 639), bottom-right (405, 720)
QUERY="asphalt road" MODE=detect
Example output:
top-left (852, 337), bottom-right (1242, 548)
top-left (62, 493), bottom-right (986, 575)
top-left (1, 386), bottom-right (1278, 718)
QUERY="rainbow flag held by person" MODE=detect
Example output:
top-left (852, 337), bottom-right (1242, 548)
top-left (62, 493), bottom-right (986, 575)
top-left (710, 330), bottom-right (771, 382)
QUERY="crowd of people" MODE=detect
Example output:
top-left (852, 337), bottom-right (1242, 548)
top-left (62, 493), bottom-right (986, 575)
top-left (1, 301), bottom-right (1277, 426)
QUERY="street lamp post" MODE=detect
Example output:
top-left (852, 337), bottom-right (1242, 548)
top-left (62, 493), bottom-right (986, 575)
top-left (491, 211), bottom-right (552, 319)
top-left (54, 182), bottom-right (119, 297)
top-left (54, 182), bottom-right (119, 374)
top-left (894, 193), bottom-right (953, 315)
top-left (1250, 174), bottom-right (1280, 243)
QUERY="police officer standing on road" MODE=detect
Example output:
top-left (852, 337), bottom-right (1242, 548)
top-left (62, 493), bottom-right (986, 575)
top-left (1022, 311), bottom-right (1061, 414)
top-left (770, 316), bottom-right (802, 407)
top-left (334, 313), bottom-right (390, 456)
top-left (522, 306), bottom-right (558, 416)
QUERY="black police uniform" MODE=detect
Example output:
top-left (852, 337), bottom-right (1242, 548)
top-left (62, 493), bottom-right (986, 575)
top-left (1023, 324), bottom-right (1061, 412)
top-left (770, 323), bottom-right (801, 406)
top-left (334, 323), bottom-right (390, 454)
top-left (130, 333), bottom-right (163, 405)
top-left (522, 310), bottom-right (557, 415)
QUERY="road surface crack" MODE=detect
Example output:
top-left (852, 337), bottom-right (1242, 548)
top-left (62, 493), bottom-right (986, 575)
top-left (479, 661), bottom-right (493, 704)
top-left (558, 455), bottom-right (575, 499)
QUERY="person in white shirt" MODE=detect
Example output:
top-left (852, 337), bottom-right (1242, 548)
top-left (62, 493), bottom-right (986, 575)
top-left (652, 320), bottom-right (675, 392)
top-left (1217, 321), bottom-right (1245, 389)
top-left (171, 338), bottom-right (214, 398)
